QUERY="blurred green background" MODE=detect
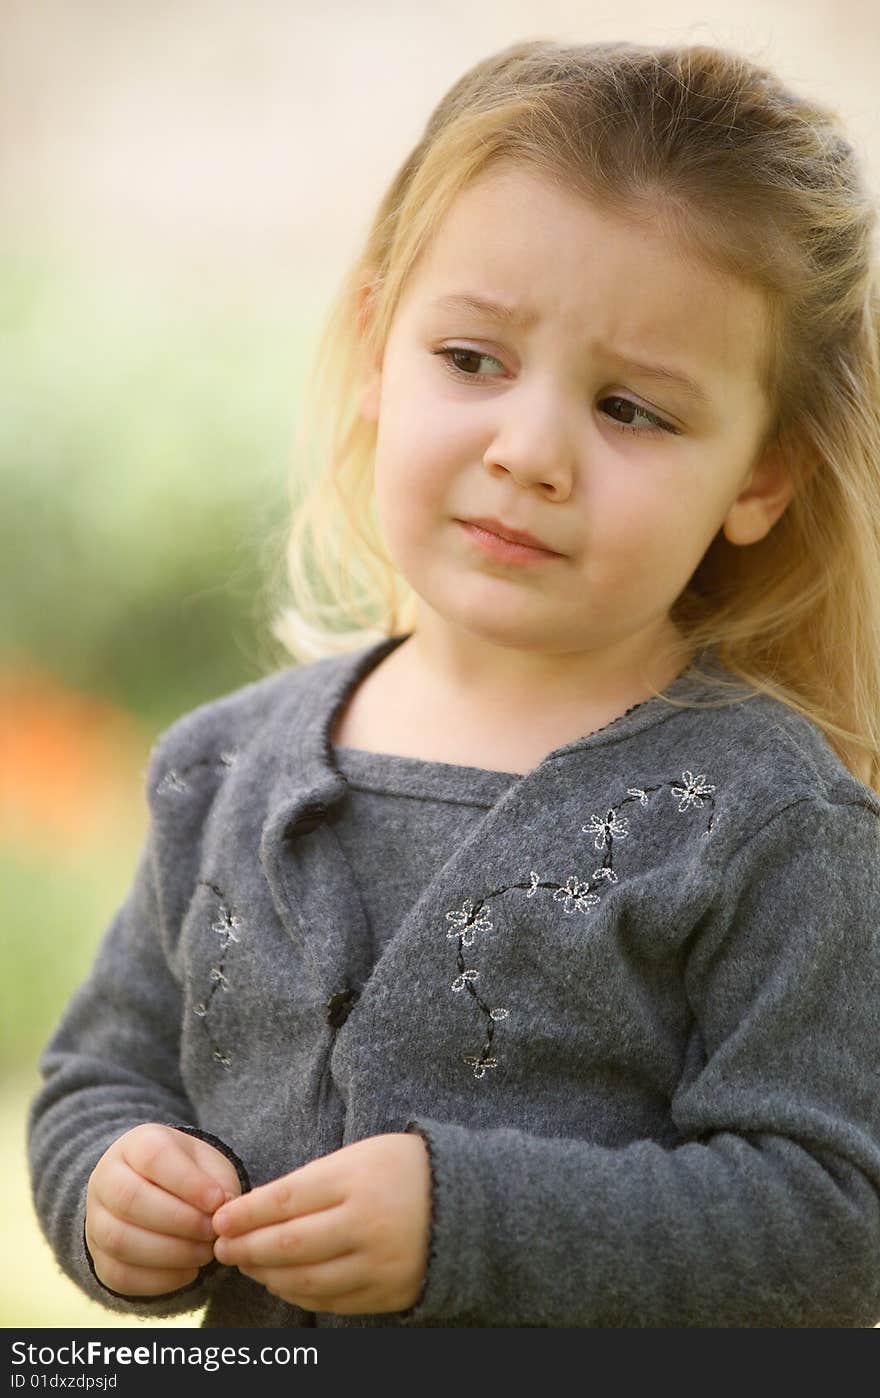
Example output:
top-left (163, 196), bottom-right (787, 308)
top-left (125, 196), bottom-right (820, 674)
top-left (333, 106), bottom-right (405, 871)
top-left (3, 0), bottom-right (878, 1330)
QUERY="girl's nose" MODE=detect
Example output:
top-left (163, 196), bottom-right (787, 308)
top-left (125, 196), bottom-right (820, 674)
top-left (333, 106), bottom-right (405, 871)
top-left (481, 388), bottom-right (577, 499)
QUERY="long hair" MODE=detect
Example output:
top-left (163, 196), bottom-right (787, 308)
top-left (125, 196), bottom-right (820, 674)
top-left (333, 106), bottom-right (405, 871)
top-left (267, 39), bottom-right (880, 792)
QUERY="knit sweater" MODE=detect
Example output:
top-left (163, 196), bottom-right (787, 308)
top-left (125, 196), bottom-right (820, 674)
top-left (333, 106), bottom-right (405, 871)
top-left (331, 743), bottom-right (517, 961)
top-left (27, 634), bottom-right (880, 1327)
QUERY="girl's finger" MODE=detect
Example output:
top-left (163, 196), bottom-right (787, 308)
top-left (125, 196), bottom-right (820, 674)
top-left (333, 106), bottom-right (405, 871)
top-left (122, 1128), bottom-right (227, 1214)
top-left (214, 1203), bottom-right (352, 1269)
top-left (89, 1256), bottom-right (203, 1298)
top-left (183, 1135), bottom-right (243, 1200)
top-left (238, 1251), bottom-right (368, 1306)
top-left (213, 1162), bottom-right (344, 1238)
top-left (103, 1159), bottom-right (217, 1241)
top-left (87, 1199), bottom-right (216, 1270)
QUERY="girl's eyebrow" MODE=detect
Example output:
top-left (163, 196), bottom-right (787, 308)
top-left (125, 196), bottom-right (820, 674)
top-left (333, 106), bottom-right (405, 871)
top-left (428, 291), bottom-right (541, 330)
top-left (426, 290), bottom-right (712, 408)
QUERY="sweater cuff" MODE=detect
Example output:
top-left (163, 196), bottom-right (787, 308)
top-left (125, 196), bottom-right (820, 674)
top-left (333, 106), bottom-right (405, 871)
top-left (172, 1124), bottom-right (252, 1197)
top-left (83, 1219), bottom-right (214, 1304)
top-left (396, 1117), bottom-right (486, 1323)
top-left (84, 1123), bottom-right (252, 1305)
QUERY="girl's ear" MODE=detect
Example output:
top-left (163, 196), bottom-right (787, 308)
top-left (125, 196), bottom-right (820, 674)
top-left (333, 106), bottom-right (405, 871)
top-left (721, 436), bottom-right (797, 546)
top-left (356, 274), bottom-right (383, 424)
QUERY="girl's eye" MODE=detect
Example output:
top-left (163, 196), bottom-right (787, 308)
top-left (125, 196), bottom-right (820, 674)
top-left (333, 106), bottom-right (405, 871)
top-left (432, 346), bottom-right (679, 436)
top-left (433, 346), bottom-right (504, 379)
top-left (598, 396), bottom-right (679, 437)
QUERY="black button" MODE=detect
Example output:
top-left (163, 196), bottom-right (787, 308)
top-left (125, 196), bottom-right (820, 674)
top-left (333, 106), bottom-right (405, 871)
top-left (283, 802), bottom-right (328, 839)
top-left (326, 988), bottom-right (358, 1029)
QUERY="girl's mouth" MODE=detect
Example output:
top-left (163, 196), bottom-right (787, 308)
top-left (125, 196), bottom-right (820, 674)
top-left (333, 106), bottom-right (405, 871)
top-left (458, 520), bottom-right (564, 565)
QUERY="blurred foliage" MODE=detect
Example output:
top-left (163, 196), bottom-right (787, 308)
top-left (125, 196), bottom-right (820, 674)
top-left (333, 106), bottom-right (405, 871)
top-left (1, 841), bottom-right (140, 1067)
top-left (1, 233), bottom-right (325, 730)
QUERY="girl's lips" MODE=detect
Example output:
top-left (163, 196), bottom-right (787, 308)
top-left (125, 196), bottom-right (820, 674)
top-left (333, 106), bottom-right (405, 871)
top-left (458, 520), bottom-right (565, 565)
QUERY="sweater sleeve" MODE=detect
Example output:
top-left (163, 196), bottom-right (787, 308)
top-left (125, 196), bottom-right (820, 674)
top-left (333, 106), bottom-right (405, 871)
top-left (26, 811), bottom-right (247, 1320)
top-left (400, 795), bottom-right (880, 1328)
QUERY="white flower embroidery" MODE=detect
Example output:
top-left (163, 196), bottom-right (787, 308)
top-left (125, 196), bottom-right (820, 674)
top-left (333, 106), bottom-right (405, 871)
top-left (157, 769), bottom-right (188, 795)
top-left (451, 969), bottom-right (480, 992)
top-left (581, 809), bottom-right (629, 850)
top-left (211, 910), bottom-right (242, 946)
top-left (463, 1053), bottom-right (498, 1079)
top-left (671, 770), bottom-right (716, 811)
top-left (209, 967), bottom-right (230, 991)
top-left (445, 898), bottom-right (493, 948)
top-left (552, 877), bottom-right (602, 915)
top-left (448, 764), bottom-right (717, 1081)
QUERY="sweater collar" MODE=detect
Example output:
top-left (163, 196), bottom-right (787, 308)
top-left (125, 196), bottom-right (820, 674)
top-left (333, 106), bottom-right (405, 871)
top-left (266, 632), bottom-right (746, 826)
top-left (264, 633), bottom-right (411, 840)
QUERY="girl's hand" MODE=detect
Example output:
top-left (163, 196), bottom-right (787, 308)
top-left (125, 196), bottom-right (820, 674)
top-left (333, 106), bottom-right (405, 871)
top-left (85, 1123), bottom-right (242, 1296)
top-left (211, 1132), bottom-right (431, 1315)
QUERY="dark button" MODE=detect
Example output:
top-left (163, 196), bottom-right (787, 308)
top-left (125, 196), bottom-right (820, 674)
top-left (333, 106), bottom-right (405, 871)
top-left (283, 802), bottom-right (328, 839)
top-left (326, 988), bottom-right (358, 1029)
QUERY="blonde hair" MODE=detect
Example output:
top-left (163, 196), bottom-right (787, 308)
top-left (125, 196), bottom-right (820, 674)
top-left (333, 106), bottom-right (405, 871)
top-left (268, 38), bottom-right (880, 793)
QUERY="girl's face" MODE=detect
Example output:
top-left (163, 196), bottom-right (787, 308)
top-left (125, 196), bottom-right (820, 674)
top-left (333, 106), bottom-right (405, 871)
top-left (360, 164), bottom-right (793, 682)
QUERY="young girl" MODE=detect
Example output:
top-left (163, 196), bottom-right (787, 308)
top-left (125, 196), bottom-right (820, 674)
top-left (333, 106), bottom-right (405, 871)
top-left (28, 38), bottom-right (880, 1328)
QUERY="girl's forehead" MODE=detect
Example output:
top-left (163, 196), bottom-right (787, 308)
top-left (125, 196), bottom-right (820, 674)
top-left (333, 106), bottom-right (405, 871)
top-left (420, 167), bottom-right (736, 305)
top-left (401, 169), bottom-right (769, 401)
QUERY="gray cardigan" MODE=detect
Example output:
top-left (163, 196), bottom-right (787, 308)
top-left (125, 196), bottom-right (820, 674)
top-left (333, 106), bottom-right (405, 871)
top-left (27, 634), bottom-right (880, 1327)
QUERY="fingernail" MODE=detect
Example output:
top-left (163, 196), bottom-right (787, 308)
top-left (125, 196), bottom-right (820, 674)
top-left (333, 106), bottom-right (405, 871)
top-left (204, 1184), bottom-right (224, 1211)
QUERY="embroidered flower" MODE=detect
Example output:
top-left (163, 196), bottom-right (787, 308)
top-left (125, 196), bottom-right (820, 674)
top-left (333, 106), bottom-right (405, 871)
top-left (451, 969), bottom-right (480, 992)
top-left (195, 880), bottom-right (243, 1072)
top-left (581, 809), bottom-right (629, 851)
top-left (445, 898), bottom-right (493, 948)
top-left (592, 866), bottom-right (618, 883)
top-left (671, 770), bottom-right (716, 811)
top-left (526, 870), bottom-right (541, 897)
top-left (156, 751), bottom-right (237, 794)
top-left (211, 908), bottom-right (242, 948)
top-left (489, 1007), bottom-right (510, 1021)
top-left (157, 769), bottom-right (188, 795)
top-left (463, 1053), bottom-right (498, 1079)
top-left (627, 787), bottom-right (649, 805)
top-left (552, 877), bottom-right (602, 915)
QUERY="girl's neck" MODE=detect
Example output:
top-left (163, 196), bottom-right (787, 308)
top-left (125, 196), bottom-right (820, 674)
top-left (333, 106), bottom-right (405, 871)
top-left (396, 616), bottom-right (692, 723)
top-left (332, 625), bottom-right (694, 775)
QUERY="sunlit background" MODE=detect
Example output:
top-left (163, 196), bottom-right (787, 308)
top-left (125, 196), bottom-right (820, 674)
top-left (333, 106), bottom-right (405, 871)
top-left (3, 0), bottom-right (879, 1328)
